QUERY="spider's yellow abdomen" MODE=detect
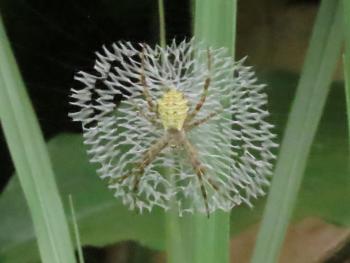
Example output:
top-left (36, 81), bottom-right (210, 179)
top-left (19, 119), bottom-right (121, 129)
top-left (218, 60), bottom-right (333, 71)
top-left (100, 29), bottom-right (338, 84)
top-left (158, 89), bottom-right (189, 130)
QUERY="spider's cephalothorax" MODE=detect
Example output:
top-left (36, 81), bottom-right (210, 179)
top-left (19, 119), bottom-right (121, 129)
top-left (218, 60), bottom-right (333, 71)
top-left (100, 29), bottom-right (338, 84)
top-left (70, 39), bottom-right (277, 216)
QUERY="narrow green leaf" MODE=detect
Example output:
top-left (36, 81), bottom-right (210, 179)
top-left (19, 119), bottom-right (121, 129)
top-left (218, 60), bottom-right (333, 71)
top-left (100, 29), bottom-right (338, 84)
top-left (194, 0), bottom-right (236, 55)
top-left (343, 0), bottom-right (350, 142)
top-left (69, 195), bottom-right (85, 263)
top-left (193, 1), bottom-right (236, 262)
top-left (0, 14), bottom-right (76, 263)
top-left (251, 1), bottom-right (343, 263)
top-left (158, 1), bottom-right (194, 262)
top-left (165, 1), bottom-right (237, 263)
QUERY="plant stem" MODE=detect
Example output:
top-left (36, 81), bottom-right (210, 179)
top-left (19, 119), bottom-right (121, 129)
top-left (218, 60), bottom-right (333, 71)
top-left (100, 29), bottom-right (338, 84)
top-left (0, 14), bottom-right (76, 263)
top-left (158, 0), bottom-right (166, 48)
top-left (251, 1), bottom-right (343, 262)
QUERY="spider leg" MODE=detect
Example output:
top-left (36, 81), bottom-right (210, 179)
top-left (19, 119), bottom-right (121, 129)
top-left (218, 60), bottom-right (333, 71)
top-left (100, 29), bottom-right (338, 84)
top-left (185, 48), bottom-right (212, 123)
top-left (182, 137), bottom-right (211, 217)
top-left (132, 135), bottom-right (169, 192)
top-left (109, 135), bottom-right (169, 189)
top-left (185, 110), bottom-right (222, 131)
top-left (140, 46), bottom-right (157, 114)
top-left (109, 172), bottom-right (130, 185)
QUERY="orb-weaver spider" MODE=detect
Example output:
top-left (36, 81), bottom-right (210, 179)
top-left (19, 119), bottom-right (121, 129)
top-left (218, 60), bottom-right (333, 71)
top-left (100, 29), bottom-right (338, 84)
top-left (113, 48), bottom-right (219, 217)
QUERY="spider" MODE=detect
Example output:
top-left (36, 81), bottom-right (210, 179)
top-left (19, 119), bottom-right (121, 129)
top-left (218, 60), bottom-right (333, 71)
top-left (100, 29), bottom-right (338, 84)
top-left (113, 48), bottom-right (220, 217)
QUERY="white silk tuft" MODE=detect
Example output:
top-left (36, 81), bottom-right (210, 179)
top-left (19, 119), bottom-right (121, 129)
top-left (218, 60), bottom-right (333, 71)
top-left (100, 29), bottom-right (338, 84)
top-left (69, 39), bottom-right (278, 215)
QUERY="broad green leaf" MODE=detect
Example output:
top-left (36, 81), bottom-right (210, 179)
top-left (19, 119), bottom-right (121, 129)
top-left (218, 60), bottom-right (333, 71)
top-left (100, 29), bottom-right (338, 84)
top-left (0, 134), bottom-right (165, 263)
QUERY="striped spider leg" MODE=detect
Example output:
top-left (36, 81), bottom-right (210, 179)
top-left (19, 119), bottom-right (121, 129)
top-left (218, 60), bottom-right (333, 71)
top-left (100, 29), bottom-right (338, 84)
top-left (185, 48), bottom-right (212, 123)
top-left (181, 135), bottom-right (212, 217)
top-left (132, 135), bottom-right (169, 192)
top-left (184, 110), bottom-right (221, 131)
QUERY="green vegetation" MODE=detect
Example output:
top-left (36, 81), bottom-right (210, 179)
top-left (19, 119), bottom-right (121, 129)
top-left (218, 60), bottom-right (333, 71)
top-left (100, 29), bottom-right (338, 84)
top-left (0, 14), bottom-right (76, 263)
top-left (251, 1), bottom-right (343, 262)
top-left (0, 0), bottom-right (348, 262)
top-left (343, 0), bottom-right (350, 142)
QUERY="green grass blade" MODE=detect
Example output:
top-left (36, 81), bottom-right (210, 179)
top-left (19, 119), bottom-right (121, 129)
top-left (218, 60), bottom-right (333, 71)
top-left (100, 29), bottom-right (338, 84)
top-left (343, 0), bottom-right (350, 142)
top-left (0, 14), bottom-right (76, 263)
top-left (166, 1), bottom-right (236, 263)
top-left (193, 1), bottom-right (237, 262)
top-left (157, 1), bottom-right (192, 262)
top-left (194, 0), bottom-right (236, 55)
top-left (251, 1), bottom-right (343, 263)
top-left (69, 195), bottom-right (85, 263)
top-left (192, 1), bottom-right (237, 263)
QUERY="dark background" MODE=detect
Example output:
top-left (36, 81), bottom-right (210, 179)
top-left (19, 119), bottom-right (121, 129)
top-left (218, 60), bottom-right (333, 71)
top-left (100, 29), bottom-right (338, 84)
top-left (0, 0), bottom-right (194, 190)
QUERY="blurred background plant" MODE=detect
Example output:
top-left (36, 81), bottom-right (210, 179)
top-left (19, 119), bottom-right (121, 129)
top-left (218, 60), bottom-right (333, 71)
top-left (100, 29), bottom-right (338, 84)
top-left (0, 0), bottom-right (349, 262)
